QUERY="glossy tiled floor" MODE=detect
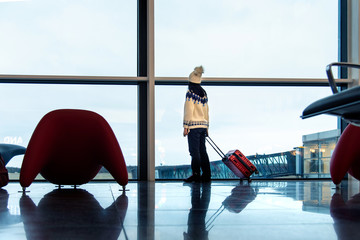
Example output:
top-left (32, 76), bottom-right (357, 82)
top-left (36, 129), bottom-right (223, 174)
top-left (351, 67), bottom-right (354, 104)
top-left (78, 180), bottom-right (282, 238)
top-left (0, 180), bottom-right (359, 240)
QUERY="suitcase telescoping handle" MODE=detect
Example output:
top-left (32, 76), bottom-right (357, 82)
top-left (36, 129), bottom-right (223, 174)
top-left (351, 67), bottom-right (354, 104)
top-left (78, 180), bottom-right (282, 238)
top-left (206, 136), bottom-right (226, 159)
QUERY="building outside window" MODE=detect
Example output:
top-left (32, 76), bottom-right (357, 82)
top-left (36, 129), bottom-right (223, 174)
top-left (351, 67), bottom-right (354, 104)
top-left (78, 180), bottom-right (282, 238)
top-left (302, 129), bottom-right (340, 178)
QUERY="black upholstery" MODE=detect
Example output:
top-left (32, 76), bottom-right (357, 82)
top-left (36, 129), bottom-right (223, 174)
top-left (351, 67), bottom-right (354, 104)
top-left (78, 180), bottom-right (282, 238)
top-left (301, 85), bottom-right (360, 121)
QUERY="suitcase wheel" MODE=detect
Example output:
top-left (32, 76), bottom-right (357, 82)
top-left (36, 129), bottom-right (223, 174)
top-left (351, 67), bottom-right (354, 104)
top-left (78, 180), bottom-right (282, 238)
top-left (240, 178), bottom-right (252, 183)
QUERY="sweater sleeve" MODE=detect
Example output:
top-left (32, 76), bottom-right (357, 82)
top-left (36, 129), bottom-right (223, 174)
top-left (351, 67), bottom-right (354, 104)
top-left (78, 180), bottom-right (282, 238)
top-left (205, 103), bottom-right (209, 128)
top-left (183, 94), bottom-right (194, 128)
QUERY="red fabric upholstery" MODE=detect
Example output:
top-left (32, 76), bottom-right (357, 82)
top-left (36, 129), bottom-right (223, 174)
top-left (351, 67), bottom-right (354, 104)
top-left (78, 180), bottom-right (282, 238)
top-left (20, 109), bottom-right (128, 187)
top-left (330, 124), bottom-right (360, 184)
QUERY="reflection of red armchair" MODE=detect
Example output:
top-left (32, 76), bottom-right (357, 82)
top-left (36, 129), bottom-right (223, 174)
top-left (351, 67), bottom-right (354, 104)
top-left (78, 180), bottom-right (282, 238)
top-left (20, 109), bottom-right (128, 189)
top-left (20, 189), bottom-right (128, 239)
top-left (330, 192), bottom-right (360, 240)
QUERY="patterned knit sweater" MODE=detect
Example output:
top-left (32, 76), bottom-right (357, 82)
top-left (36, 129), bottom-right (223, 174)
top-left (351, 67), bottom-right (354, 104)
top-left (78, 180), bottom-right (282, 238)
top-left (183, 89), bottom-right (209, 129)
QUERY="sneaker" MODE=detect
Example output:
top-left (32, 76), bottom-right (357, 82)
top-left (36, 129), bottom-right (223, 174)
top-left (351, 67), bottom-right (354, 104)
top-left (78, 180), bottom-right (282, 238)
top-left (201, 175), bottom-right (211, 183)
top-left (184, 173), bottom-right (201, 183)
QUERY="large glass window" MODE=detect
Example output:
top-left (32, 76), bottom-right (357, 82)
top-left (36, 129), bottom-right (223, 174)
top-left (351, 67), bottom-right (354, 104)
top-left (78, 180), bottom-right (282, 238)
top-left (155, 85), bottom-right (337, 179)
top-left (303, 130), bottom-right (339, 178)
top-left (155, 0), bottom-right (338, 78)
top-left (1, 0), bottom-right (344, 182)
top-left (0, 84), bottom-right (138, 180)
top-left (0, 0), bottom-right (137, 76)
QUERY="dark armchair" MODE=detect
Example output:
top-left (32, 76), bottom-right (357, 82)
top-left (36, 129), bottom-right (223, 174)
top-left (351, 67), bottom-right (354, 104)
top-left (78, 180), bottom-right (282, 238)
top-left (301, 63), bottom-right (360, 185)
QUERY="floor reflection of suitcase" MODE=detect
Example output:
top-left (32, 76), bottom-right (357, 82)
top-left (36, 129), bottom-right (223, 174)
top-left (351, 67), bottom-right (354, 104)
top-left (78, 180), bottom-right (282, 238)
top-left (206, 136), bottom-right (258, 181)
top-left (222, 184), bottom-right (257, 213)
top-left (205, 183), bottom-right (258, 231)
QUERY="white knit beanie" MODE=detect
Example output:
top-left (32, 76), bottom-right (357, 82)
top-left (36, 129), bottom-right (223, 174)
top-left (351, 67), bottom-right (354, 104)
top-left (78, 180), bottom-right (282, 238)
top-left (189, 66), bottom-right (204, 84)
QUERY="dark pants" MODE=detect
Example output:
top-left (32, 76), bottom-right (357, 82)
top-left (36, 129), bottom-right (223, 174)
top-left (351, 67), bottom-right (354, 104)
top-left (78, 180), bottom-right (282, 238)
top-left (187, 128), bottom-right (211, 176)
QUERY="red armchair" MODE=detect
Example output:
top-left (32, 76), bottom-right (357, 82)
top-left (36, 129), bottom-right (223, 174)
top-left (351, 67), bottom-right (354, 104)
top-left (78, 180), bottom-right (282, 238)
top-left (330, 124), bottom-right (360, 184)
top-left (20, 109), bottom-right (128, 190)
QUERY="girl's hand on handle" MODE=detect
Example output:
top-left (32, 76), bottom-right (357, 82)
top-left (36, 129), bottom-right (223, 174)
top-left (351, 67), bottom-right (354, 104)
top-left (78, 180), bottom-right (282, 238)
top-left (183, 128), bottom-right (190, 137)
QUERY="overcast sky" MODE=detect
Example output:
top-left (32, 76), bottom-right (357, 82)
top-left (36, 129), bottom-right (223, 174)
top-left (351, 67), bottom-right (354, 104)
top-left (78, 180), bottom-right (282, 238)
top-left (0, 0), bottom-right (338, 168)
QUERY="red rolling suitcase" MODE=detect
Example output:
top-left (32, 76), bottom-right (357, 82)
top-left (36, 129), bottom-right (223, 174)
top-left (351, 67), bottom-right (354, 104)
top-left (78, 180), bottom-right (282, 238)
top-left (206, 136), bottom-right (258, 181)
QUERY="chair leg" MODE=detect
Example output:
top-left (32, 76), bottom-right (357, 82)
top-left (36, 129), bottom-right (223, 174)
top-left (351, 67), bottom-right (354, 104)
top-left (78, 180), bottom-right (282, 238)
top-left (120, 185), bottom-right (129, 193)
top-left (19, 187), bottom-right (30, 194)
